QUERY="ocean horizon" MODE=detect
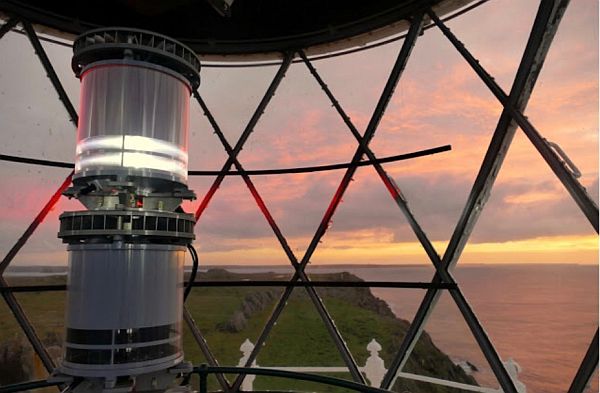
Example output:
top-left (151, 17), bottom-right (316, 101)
top-left (4, 263), bottom-right (598, 392)
top-left (5, 261), bottom-right (598, 272)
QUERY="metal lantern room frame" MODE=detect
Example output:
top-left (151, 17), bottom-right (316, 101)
top-left (0, 1), bottom-right (598, 392)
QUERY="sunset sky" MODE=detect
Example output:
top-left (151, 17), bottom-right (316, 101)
top-left (0, 0), bottom-right (597, 267)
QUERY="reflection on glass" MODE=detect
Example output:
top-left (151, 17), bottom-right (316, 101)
top-left (76, 62), bottom-right (190, 182)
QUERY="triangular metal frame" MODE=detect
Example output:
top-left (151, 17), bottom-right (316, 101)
top-left (0, 1), bottom-right (597, 392)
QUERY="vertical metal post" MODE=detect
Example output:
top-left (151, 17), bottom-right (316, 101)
top-left (198, 364), bottom-right (208, 393)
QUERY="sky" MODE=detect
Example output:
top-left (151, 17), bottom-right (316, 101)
top-left (0, 0), bottom-right (598, 267)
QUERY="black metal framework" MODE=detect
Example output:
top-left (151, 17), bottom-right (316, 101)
top-left (0, 145), bottom-right (451, 175)
top-left (0, 1), bottom-right (597, 392)
top-left (1, 0), bottom-right (491, 68)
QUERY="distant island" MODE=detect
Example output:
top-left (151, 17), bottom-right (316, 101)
top-left (1, 269), bottom-right (477, 392)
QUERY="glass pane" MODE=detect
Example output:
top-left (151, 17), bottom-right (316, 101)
top-left (0, 296), bottom-right (53, 384)
top-left (402, 290), bottom-right (500, 391)
top-left (254, 289), bottom-right (352, 390)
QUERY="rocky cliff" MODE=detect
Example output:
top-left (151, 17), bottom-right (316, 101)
top-left (1, 270), bottom-right (478, 392)
top-left (202, 268), bottom-right (478, 392)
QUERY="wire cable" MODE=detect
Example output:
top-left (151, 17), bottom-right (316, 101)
top-left (184, 243), bottom-right (199, 301)
top-left (0, 154), bottom-right (73, 168)
top-left (0, 144), bottom-right (451, 176)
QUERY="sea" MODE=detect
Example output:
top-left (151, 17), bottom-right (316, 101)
top-left (6, 263), bottom-right (597, 392)
top-left (221, 264), bottom-right (599, 393)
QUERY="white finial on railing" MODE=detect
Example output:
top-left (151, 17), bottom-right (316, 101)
top-left (234, 338), bottom-right (519, 393)
top-left (504, 358), bottom-right (526, 393)
top-left (364, 339), bottom-right (386, 387)
top-left (239, 339), bottom-right (257, 391)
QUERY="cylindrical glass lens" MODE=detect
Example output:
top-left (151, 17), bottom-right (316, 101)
top-left (62, 243), bottom-right (185, 377)
top-left (75, 61), bottom-right (190, 184)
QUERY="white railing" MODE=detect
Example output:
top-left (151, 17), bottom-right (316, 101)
top-left (237, 339), bottom-right (526, 393)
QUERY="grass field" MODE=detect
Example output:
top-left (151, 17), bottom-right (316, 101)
top-left (1, 271), bottom-right (476, 392)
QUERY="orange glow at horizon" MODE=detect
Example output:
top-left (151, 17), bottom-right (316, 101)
top-left (194, 233), bottom-right (598, 266)
top-left (0, 1), bottom-right (597, 269)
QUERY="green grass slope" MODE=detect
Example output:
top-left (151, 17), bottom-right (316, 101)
top-left (1, 270), bottom-right (477, 392)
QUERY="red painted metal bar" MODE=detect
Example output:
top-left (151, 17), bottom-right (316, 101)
top-left (302, 37), bottom-right (518, 393)
top-left (298, 11), bottom-right (425, 271)
top-left (0, 166), bottom-right (72, 376)
top-left (382, 1), bottom-right (576, 389)
top-left (300, 50), bottom-right (445, 274)
top-left (194, 93), bottom-right (367, 387)
top-left (225, 13), bottom-right (427, 389)
top-left (194, 92), bottom-right (300, 266)
top-left (0, 171), bottom-right (73, 274)
top-left (0, 19), bottom-right (78, 378)
top-left (194, 53), bottom-right (292, 221)
top-left (190, 53), bottom-right (294, 393)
